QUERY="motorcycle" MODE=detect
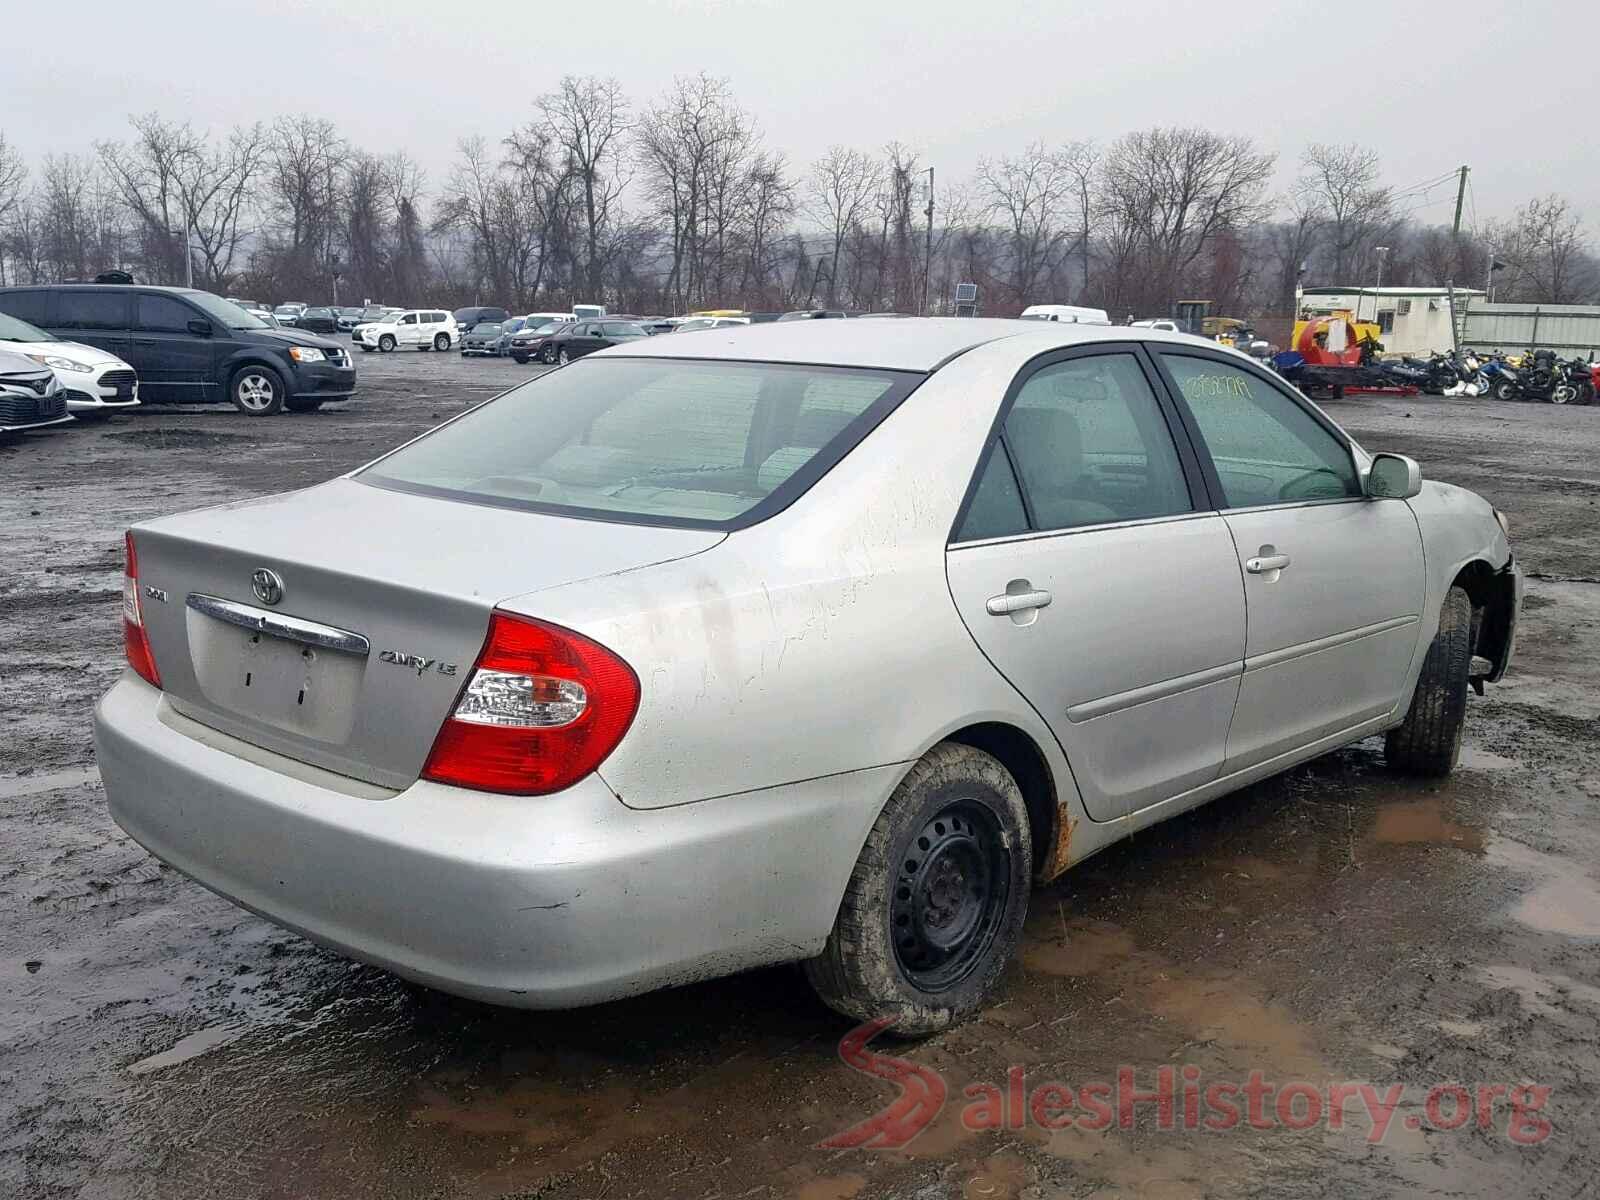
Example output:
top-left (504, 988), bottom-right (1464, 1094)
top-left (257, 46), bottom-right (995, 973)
top-left (1442, 351), bottom-right (1487, 397)
top-left (1478, 352), bottom-right (1521, 401)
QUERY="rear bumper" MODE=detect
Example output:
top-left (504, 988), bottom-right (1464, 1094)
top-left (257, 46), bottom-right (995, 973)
top-left (94, 673), bottom-right (890, 1008)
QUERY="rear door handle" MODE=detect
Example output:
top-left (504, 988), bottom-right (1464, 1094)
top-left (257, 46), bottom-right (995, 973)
top-left (1245, 553), bottom-right (1291, 574)
top-left (986, 589), bottom-right (1053, 616)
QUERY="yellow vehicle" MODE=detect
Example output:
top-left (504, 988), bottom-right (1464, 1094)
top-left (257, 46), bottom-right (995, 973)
top-left (689, 309), bottom-right (749, 319)
top-left (1292, 309), bottom-right (1381, 352)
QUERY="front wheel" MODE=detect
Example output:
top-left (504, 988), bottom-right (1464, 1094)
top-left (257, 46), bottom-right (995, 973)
top-left (378, 335), bottom-right (396, 353)
top-left (1493, 379), bottom-right (1518, 402)
top-left (229, 365), bottom-right (285, 416)
top-left (1386, 586), bottom-right (1472, 776)
top-left (804, 743), bottom-right (1032, 1035)
top-left (1551, 384), bottom-right (1576, 405)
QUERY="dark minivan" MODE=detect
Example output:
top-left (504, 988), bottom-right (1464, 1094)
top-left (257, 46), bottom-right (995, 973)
top-left (452, 306), bottom-right (509, 335)
top-left (0, 285), bottom-right (356, 415)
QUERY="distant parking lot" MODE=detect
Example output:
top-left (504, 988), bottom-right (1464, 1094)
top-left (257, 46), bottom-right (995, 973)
top-left (4, 351), bottom-right (1600, 1199)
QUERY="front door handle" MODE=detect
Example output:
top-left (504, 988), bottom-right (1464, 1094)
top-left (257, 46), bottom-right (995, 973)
top-left (1245, 551), bottom-right (1292, 574)
top-left (986, 588), bottom-right (1053, 616)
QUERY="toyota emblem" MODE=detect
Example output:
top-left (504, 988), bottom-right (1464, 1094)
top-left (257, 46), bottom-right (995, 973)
top-left (251, 568), bottom-right (285, 607)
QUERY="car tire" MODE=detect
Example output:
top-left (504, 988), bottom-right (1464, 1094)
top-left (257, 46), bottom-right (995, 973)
top-left (434, 333), bottom-right (450, 351)
top-left (804, 742), bottom-right (1032, 1036)
top-left (1385, 585), bottom-right (1472, 776)
top-left (284, 397), bottom-right (324, 413)
top-left (542, 345), bottom-right (559, 365)
top-left (557, 348), bottom-right (570, 365)
top-left (228, 365), bottom-right (286, 416)
top-left (378, 335), bottom-right (396, 353)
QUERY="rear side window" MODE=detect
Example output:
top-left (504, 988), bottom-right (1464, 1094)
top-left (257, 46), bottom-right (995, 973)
top-left (135, 294), bottom-right (196, 332)
top-left (0, 289), bottom-right (51, 323)
top-left (56, 291), bottom-right (129, 330)
top-left (998, 353), bottom-right (1192, 533)
top-left (361, 358), bottom-right (921, 528)
top-left (1161, 354), bottom-right (1360, 507)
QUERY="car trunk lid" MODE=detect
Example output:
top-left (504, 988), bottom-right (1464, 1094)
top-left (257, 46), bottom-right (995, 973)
top-left (131, 477), bottom-right (722, 789)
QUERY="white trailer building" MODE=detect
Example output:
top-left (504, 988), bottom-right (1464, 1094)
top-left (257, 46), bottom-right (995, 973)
top-left (1298, 286), bottom-right (1484, 356)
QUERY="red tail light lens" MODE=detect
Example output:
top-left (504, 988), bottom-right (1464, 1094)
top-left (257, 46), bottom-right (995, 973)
top-left (122, 531), bottom-right (162, 688)
top-left (421, 612), bottom-right (640, 795)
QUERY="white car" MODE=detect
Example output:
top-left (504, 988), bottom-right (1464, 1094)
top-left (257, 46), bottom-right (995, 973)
top-left (1131, 318), bottom-right (1182, 333)
top-left (96, 319), bottom-right (1519, 1033)
top-left (0, 309), bottom-right (139, 419)
top-left (674, 316), bottom-right (751, 332)
top-left (354, 309), bottom-right (457, 353)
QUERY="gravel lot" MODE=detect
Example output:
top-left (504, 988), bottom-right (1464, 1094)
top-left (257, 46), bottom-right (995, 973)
top-left (3, 346), bottom-right (1599, 1199)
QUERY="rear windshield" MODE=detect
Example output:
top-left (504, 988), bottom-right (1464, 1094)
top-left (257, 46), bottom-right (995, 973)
top-left (360, 357), bottom-right (921, 528)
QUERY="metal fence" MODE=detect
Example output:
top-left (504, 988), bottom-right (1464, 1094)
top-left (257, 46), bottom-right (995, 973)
top-left (1462, 302), bottom-right (1600, 357)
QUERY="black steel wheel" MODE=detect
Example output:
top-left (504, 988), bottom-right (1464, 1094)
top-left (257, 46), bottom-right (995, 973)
top-left (805, 742), bottom-right (1031, 1035)
top-left (889, 801), bottom-right (1011, 992)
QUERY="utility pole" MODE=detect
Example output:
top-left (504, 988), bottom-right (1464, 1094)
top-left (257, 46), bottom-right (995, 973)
top-left (184, 213), bottom-right (193, 289)
top-left (1447, 165), bottom-right (1469, 362)
top-left (921, 166), bottom-right (934, 317)
top-left (1451, 165), bottom-right (1469, 237)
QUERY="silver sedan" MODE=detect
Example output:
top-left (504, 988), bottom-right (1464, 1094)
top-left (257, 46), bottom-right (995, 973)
top-left (95, 319), bottom-right (1520, 1033)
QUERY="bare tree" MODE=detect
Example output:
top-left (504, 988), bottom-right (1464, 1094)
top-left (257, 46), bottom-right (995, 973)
top-left (1098, 127), bottom-right (1275, 314)
top-left (1489, 195), bottom-right (1597, 304)
top-left (975, 142), bottom-right (1077, 306)
top-left (808, 146), bottom-right (879, 306)
top-left (98, 114), bottom-right (263, 288)
top-left (0, 132), bottom-right (29, 285)
top-left (1296, 143), bottom-right (1395, 282)
top-left (536, 76), bottom-right (630, 301)
top-left (265, 116), bottom-right (344, 292)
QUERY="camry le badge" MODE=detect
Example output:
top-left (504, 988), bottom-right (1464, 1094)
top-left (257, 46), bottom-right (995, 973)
top-left (379, 649), bottom-right (458, 677)
top-left (251, 568), bottom-right (285, 607)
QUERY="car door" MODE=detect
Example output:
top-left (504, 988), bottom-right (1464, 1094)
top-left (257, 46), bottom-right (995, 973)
top-left (130, 292), bottom-right (214, 402)
top-left (945, 346), bottom-right (1247, 820)
top-left (1153, 350), bottom-right (1426, 773)
top-left (396, 312), bottom-right (420, 346)
top-left (51, 289), bottom-right (132, 363)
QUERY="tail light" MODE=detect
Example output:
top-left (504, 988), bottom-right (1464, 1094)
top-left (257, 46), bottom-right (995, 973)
top-left (122, 531), bottom-right (161, 688)
top-left (422, 612), bottom-right (640, 796)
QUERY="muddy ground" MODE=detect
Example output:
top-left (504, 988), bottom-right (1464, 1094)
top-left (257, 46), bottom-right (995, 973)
top-left (3, 348), bottom-right (1599, 1199)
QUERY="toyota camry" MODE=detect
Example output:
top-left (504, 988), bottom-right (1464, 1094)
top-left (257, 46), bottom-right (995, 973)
top-left (94, 319), bottom-right (1520, 1032)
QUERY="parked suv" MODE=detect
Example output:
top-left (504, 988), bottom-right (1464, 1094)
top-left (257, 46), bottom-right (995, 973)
top-left (353, 309), bottom-right (457, 353)
top-left (0, 285), bottom-right (356, 416)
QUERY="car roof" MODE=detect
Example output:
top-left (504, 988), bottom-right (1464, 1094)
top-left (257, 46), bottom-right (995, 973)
top-left (607, 316), bottom-right (1210, 372)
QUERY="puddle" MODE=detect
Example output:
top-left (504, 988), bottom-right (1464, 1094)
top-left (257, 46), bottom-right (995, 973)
top-left (1486, 838), bottom-right (1600, 937)
top-left (128, 1023), bottom-right (247, 1075)
top-left (0, 765), bottom-right (100, 799)
top-left (1369, 797), bottom-right (1485, 853)
top-left (1459, 746), bottom-right (1518, 771)
top-left (1021, 919), bottom-right (1323, 1077)
top-left (1478, 964), bottom-right (1600, 1014)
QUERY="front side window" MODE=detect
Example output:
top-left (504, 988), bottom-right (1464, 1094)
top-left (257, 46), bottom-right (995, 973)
top-left (361, 357), bottom-right (919, 527)
top-left (56, 291), bottom-right (128, 330)
top-left (1161, 354), bottom-right (1361, 508)
top-left (401, 313), bottom-right (417, 326)
top-left (997, 353), bottom-right (1192, 534)
top-left (135, 294), bottom-right (199, 333)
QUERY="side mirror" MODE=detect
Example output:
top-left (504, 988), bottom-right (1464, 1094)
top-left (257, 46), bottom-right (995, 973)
top-left (187, 318), bottom-right (213, 337)
top-left (1367, 453), bottom-right (1422, 500)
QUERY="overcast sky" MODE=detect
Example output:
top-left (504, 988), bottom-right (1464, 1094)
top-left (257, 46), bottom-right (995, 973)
top-left (6, 0), bottom-right (1591, 225)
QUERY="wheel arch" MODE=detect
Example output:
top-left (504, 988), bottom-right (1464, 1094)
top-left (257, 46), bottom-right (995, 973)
top-left (1451, 557), bottom-right (1517, 680)
top-left (941, 721), bottom-right (1069, 883)
top-left (220, 351), bottom-right (289, 389)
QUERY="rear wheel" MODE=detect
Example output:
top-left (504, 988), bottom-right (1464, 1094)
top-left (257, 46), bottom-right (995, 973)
top-left (804, 743), bottom-right (1032, 1036)
top-left (1386, 586), bottom-right (1472, 776)
top-left (1551, 384), bottom-right (1576, 405)
top-left (557, 348), bottom-right (570, 365)
top-left (434, 332), bottom-right (450, 350)
top-left (542, 344), bottom-right (559, 365)
top-left (1493, 379), bottom-right (1518, 402)
top-left (229, 365), bottom-right (285, 416)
